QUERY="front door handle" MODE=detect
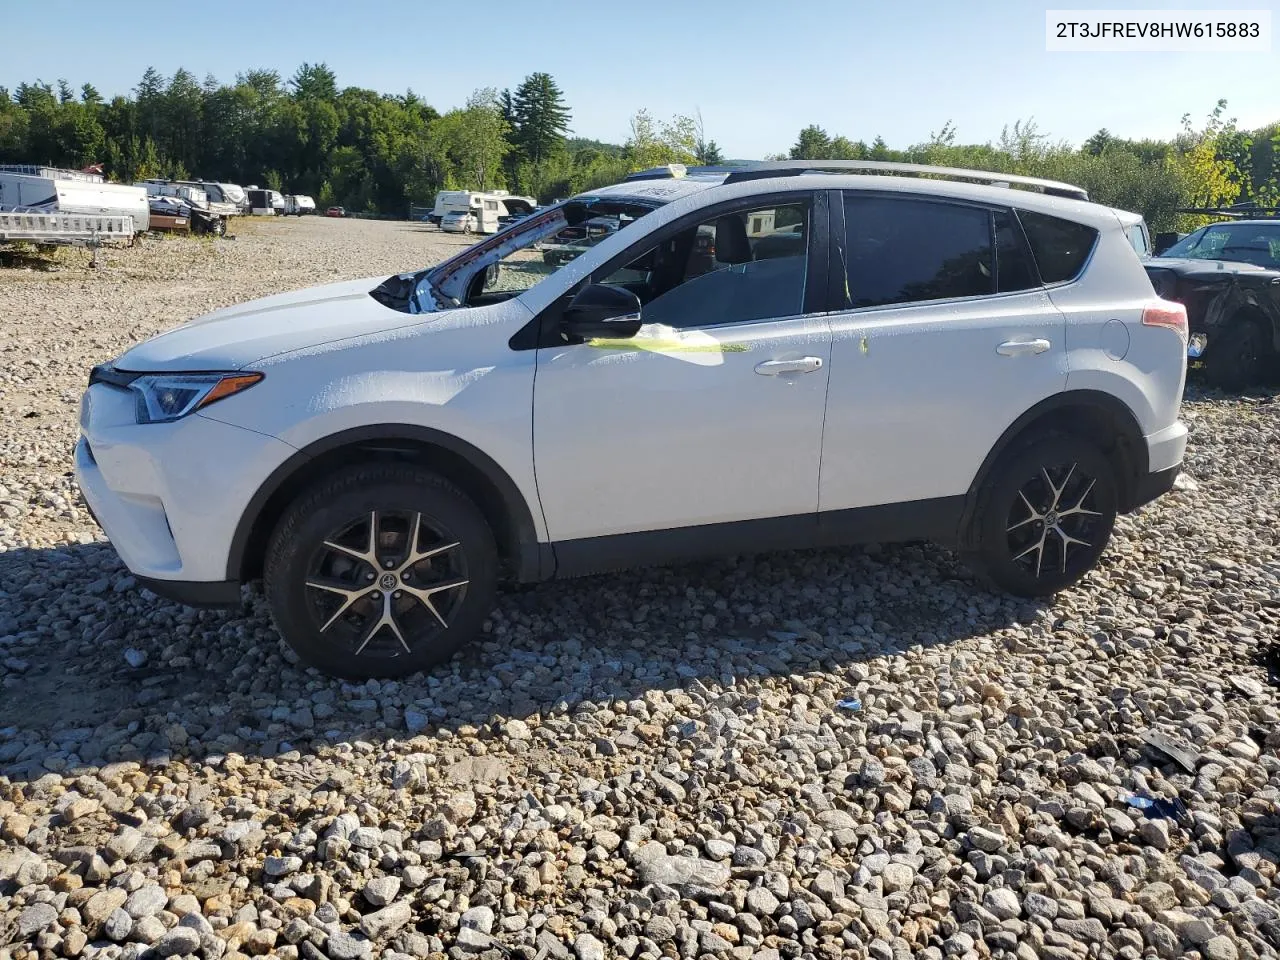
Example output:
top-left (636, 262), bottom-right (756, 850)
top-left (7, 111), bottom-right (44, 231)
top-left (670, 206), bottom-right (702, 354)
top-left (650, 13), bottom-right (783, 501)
top-left (996, 338), bottom-right (1051, 357)
top-left (754, 357), bottom-right (824, 376)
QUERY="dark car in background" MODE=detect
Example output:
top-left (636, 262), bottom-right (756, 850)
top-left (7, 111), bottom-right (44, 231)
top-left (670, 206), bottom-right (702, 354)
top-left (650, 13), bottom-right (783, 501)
top-left (1144, 219), bottom-right (1280, 389)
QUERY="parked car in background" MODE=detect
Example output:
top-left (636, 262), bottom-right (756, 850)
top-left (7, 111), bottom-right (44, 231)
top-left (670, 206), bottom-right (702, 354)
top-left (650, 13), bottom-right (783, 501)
top-left (540, 216), bottom-right (621, 265)
top-left (325, 206), bottom-right (346, 217)
top-left (77, 160), bottom-right (1188, 679)
top-left (497, 207), bottom-right (541, 231)
top-left (1144, 219), bottom-right (1280, 389)
top-left (440, 208), bottom-right (479, 234)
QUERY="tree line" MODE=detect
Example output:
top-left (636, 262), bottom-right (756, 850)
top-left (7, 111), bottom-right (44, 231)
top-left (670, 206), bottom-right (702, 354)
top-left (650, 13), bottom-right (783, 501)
top-left (0, 64), bottom-right (717, 216)
top-left (780, 103), bottom-right (1279, 232)
top-left (0, 62), bottom-right (1274, 231)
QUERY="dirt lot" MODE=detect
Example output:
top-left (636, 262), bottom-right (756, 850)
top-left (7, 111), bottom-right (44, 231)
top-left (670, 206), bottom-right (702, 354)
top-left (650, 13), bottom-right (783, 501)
top-left (1, 218), bottom-right (1279, 960)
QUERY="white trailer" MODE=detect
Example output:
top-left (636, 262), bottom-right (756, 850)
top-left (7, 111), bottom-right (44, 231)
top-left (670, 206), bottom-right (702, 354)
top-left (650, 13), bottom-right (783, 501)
top-left (283, 194), bottom-right (316, 216)
top-left (196, 181), bottom-right (248, 214)
top-left (0, 169), bottom-right (149, 232)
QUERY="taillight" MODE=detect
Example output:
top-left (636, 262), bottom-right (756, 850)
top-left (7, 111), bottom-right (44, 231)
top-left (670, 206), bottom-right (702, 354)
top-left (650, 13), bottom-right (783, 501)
top-left (1142, 299), bottom-right (1188, 341)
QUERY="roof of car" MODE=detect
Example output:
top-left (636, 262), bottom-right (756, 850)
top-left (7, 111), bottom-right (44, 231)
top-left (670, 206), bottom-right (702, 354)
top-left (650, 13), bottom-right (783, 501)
top-left (578, 161), bottom-right (1133, 227)
top-left (581, 176), bottom-right (727, 205)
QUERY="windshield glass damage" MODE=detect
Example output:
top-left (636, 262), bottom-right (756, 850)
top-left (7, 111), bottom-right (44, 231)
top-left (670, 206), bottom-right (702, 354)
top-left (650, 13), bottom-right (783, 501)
top-left (368, 198), bottom-right (661, 315)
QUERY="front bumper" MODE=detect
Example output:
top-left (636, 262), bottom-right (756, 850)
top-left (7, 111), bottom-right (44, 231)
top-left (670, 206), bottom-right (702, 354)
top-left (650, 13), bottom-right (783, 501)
top-left (75, 383), bottom-right (296, 596)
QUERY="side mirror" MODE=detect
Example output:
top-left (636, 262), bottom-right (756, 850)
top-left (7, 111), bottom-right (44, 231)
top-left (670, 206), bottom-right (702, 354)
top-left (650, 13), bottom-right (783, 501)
top-left (1153, 232), bottom-right (1179, 256)
top-left (561, 283), bottom-right (642, 340)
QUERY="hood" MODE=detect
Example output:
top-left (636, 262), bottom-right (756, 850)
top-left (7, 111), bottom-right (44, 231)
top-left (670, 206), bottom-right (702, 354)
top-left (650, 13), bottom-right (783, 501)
top-left (116, 275), bottom-right (432, 371)
top-left (1146, 256), bottom-right (1280, 278)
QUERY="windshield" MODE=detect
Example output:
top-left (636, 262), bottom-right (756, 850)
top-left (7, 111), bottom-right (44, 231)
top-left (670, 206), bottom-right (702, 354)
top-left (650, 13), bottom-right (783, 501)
top-left (437, 198), bottom-right (657, 302)
top-left (371, 196), bottom-right (664, 314)
top-left (1161, 222), bottom-right (1280, 268)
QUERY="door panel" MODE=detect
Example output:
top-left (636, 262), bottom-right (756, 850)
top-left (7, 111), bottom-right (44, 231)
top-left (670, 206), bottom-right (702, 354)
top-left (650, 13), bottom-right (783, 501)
top-left (819, 292), bottom-right (1067, 512)
top-left (534, 315), bottom-right (832, 542)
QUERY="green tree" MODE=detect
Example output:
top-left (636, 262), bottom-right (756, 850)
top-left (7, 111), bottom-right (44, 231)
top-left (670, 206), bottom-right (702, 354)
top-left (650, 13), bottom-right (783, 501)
top-left (790, 124), bottom-right (833, 159)
top-left (693, 110), bottom-right (723, 164)
top-left (624, 109), bottom-right (697, 170)
top-left (509, 72), bottom-right (570, 165)
top-left (290, 62), bottom-right (337, 100)
top-left (1083, 128), bottom-right (1113, 156)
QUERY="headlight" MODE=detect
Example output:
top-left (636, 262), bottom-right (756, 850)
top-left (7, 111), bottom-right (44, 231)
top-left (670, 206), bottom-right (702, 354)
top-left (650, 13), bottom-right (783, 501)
top-left (129, 372), bottom-right (263, 424)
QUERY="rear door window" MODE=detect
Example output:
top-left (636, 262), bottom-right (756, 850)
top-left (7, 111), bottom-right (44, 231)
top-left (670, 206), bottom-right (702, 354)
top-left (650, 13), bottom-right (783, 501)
top-left (841, 195), bottom-right (994, 308)
top-left (1016, 209), bottom-right (1099, 284)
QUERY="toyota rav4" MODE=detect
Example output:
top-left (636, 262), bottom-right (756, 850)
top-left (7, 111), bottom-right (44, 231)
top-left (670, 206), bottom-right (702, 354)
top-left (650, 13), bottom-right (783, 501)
top-left (76, 160), bottom-right (1189, 679)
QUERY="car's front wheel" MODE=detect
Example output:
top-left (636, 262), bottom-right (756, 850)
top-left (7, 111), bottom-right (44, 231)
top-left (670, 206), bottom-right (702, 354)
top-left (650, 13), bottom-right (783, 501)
top-left (962, 434), bottom-right (1118, 597)
top-left (264, 464), bottom-right (497, 679)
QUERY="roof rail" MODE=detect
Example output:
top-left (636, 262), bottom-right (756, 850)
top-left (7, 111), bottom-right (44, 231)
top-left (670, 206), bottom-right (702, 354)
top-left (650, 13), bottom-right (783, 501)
top-left (722, 160), bottom-right (1089, 201)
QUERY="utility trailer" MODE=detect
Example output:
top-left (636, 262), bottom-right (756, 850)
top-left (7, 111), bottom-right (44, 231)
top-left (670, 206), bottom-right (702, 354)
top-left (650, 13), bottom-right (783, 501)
top-left (0, 210), bottom-right (135, 244)
top-left (0, 209), bottom-right (136, 265)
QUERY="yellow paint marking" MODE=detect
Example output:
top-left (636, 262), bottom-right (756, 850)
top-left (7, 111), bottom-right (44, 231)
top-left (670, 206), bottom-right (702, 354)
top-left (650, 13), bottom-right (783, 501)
top-left (587, 338), bottom-right (748, 354)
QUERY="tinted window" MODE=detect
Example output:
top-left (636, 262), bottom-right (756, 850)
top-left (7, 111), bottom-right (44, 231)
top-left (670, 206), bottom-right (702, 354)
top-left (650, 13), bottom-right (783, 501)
top-left (842, 195), bottom-right (993, 308)
top-left (1017, 210), bottom-right (1099, 283)
top-left (994, 209), bottom-right (1039, 293)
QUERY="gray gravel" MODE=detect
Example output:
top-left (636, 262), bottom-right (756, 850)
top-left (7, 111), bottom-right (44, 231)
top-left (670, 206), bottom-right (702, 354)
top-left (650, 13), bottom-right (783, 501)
top-left (2, 217), bottom-right (1279, 960)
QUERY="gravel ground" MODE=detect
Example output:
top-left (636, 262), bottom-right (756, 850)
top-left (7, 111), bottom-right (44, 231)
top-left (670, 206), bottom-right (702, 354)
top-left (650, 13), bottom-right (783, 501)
top-left (2, 217), bottom-right (1279, 960)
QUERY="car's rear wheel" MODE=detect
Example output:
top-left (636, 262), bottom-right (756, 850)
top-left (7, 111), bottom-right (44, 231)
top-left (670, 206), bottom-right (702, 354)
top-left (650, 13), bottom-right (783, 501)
top-left (962, 434), bottom-right (1118, 597)
top-left (264, 464), bottom-right (497, 679)
top-left (1202, 318), bottom-right (1272, 391)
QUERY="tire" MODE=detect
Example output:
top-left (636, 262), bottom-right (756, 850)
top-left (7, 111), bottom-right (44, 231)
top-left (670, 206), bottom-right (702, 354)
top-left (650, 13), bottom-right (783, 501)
top-left (1202, 319), bottom-right (1272, 391)
top-left (264, 464), bottom-right (498, 679)
top-left (961, 433), bottom-right (1118, 597)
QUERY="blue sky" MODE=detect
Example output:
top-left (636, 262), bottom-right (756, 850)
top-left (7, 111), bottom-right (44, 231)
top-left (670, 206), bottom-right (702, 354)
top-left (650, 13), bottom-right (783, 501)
top-left (4, 0), bottom-right (1277, 157)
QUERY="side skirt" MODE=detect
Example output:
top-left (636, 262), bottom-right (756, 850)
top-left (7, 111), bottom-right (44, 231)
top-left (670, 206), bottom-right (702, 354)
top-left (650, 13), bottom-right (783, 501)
top-left (550, 497), bottom-right (965, 579)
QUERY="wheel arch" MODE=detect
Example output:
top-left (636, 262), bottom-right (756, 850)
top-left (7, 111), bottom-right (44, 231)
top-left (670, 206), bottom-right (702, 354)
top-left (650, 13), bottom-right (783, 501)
top-left (228, 424), bottom-right (546, 585)
top-left (960, 390), bottom-right (1149, 540)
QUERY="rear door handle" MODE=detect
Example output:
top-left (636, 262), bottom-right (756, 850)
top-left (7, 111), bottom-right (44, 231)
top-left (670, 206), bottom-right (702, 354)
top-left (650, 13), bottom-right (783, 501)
top-left (996, 338), bottom-right (1051, 357)
top-left (755, 357), bottom-right (824, 376)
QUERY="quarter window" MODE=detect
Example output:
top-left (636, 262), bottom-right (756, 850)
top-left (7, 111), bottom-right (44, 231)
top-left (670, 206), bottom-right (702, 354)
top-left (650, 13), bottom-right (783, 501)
top-left (842, 195), bottom-right (995, 308)
top-left (1016, 209), bottom-right (1099, 284)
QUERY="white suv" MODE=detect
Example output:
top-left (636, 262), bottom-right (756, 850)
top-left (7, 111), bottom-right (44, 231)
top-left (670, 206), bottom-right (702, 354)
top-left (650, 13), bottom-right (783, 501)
top-left (76, 161), bottom-right (1189, 679)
